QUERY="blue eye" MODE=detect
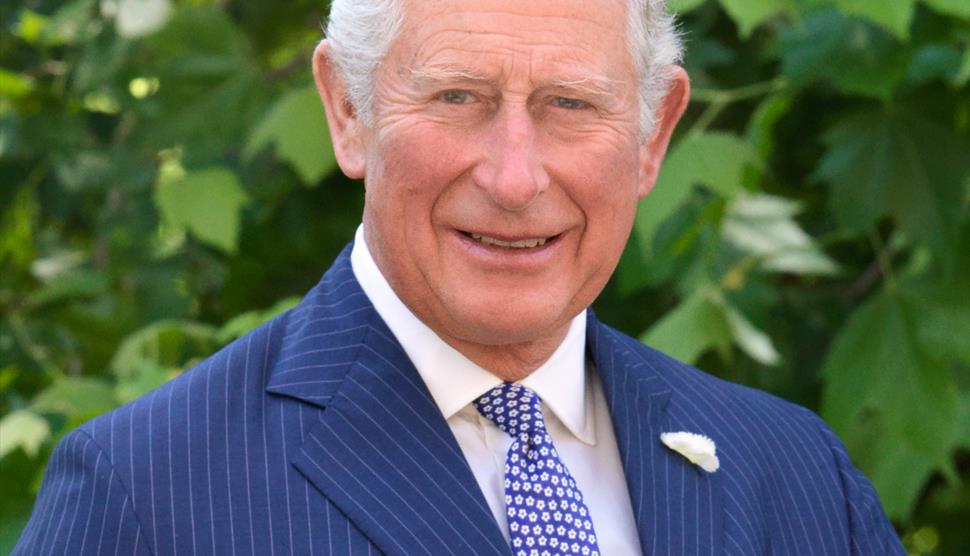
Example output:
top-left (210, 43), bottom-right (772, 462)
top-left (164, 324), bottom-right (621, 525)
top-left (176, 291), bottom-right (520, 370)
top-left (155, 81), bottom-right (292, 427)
top-left (440, 90), bottom-right (473, 104)
top-left (553, 97), bottom-right (588, 110)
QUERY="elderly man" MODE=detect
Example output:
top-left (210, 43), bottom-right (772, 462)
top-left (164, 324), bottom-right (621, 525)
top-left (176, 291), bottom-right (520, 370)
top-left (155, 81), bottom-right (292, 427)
top-left (15, 0), bottom-right (903, 554)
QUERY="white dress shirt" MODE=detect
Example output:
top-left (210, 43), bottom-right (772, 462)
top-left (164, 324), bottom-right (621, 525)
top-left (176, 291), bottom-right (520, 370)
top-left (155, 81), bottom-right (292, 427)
top-left (350, 225), bottom-right (642, 554)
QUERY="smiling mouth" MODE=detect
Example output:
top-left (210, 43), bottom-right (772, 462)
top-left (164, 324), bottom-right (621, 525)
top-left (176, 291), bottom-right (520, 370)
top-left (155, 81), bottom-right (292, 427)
top-left (461, 231), bottom-right (560, 249)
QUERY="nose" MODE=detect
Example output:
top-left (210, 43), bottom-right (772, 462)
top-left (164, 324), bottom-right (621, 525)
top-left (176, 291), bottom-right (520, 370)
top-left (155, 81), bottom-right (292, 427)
top-left (471, 104), bottom-right (550, 211)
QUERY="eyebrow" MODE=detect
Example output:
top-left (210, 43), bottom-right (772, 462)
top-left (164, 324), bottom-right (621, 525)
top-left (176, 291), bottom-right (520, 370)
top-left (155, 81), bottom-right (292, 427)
top-left (407, 65), bottom-right (494, 87)
top-left (545, 76), bottom-right (624, 103)
top-left (407, 65), bottom-right (626, 103)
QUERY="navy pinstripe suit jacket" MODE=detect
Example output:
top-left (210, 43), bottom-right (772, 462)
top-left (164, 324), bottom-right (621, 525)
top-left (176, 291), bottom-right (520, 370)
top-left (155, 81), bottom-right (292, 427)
top-left (14, 244), bottom-right (904, 555)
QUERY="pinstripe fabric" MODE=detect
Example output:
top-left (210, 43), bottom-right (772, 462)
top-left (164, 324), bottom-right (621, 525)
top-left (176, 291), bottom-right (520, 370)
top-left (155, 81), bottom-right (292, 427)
top-left (14, 243), bottom-right (903, 555)
top-left (590, 324), bottom-right (903, 555)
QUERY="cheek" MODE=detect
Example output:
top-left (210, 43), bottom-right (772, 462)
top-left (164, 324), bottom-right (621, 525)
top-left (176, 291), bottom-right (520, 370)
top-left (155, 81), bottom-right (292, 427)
top-left (365, 124), bottom-right (482, 280)
top-left (373, 123), bottom-right (478, 203)
top-left (554, 140), bottom-right (641, 219)
top-left (557, 142), bottom-right (641, 281)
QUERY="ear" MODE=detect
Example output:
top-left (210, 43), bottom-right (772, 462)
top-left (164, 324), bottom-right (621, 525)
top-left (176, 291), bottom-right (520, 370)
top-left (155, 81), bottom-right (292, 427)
top-left (313, 40), bottom-right (367, 179)
top-left (637, 65), bottom-right (690, 198)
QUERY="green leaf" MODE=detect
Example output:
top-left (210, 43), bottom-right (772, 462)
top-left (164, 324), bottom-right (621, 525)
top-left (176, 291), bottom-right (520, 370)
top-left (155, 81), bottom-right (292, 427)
top-left (840, 415), bottom-right (939, 520)
top-left (25, 270), bottom-right (109, 309)
top-left (29, 250), bottom-right (85, 281)
top-left (669, 0), bottom-right (708, 12)
top-left (834, 0), bottom-right (916, 40)
top-left (903, 233), bottom-right (970, 366)
top-left (635, 131), bottom-right (758, 258)
top-left (718, 0), bottom-right (789, 38)
top-left (821, 292), bottom-right (959, 452)
top-left (154, 167), bottom-right (250, 253)
top-left (0, 68), bottom-right (35, 100)
top-left (620, 192), bottom-right (722, 293)
top-left (955, 45), bottom-right (970, 87)
top-left (0, 115), bottom-right (14, 159)
top-left (0, 501), bottom-right (34, 556)
top-left (71, 33), bottom-right (132, 95)
top-left (722, 193), bottom-right (840, 276)
top-left (15, 0), bottom-right (98, 47)
top-left (217, 296), bottom-right (301, 344)
top-left (0, 366), bottom-right (18, 393)
top-left (110, 320), bottom-right (220, 402)
top-left (780, 10), bottom-right (910, 99)
top-left (111, 320), bottom-right (219, 377)
top-left (0, 410), bottom-right (50, 459)
top-left (746, 93), bottom-right (794, 159)
top-left (114, 361), bottom-right (173, 405)
top-left (912, 289), bottom-right (970, 367)
top-left (147, 6), bottom-right (250, 74)
top-left (662, 132), bottom-right (759, 197)
top-left (47, 0), bottom-right (98, 44)
top-left (615, 231), bottom-right (652, 294)
top-left (30, 377), bottom-right (117, 423)
top-left (0, 184), bottom-right (38, 271)
top-left (244, 85), bottom-right (336, 186)
top-left (682, 38), bottom-right (736, 88)
top-left (139, 6), bottom-right (266, 151)
top-left (642, 287), bottom-right (732, 364)
top-left (821, 291), bottom-right (961, 518)
top-left (956, 390), bottom-right (970, 450)
top-left (722, 301), bottom-right (780, 366)
top-left (907, 45), bottom-right (965, 87)
top-left (13, 10), bottom-right (47, 44)
top-left (815, 108), bottom-right (970, 258)
top-left (921, 0), bottom-right (970, 20)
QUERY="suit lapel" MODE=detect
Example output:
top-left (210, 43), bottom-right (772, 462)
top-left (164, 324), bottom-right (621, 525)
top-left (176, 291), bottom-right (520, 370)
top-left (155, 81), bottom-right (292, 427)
top-left (268, 247), bottom-right (722, 555)
top-left (589, 312), bottom-right (723, 555)
top-left (267, 248), bottom-right (510, 556)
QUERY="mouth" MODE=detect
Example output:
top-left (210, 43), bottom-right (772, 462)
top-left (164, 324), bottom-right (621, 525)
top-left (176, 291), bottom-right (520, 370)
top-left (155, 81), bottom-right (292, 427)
top-left (459, 231), bottom-right (562, 250)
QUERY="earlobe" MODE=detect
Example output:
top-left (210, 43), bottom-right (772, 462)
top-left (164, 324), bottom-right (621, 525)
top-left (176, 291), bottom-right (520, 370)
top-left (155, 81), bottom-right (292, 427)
top-left (637, 66), bottom-right (690, 198)
top-left (312, 40), bottom-right (367, 179)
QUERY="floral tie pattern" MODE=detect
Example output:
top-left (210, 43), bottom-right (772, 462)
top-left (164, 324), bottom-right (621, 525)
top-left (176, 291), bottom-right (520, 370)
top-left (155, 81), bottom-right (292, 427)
top-left (475, 383), bottom-right (601, 556)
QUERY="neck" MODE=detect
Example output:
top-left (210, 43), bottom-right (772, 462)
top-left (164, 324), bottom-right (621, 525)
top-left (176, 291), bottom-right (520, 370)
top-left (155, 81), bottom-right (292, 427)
top-left (442, 334), bottom-right (568, 382)
top-left (355, 226), bottom-right (578, 382)
top-left (439, 328), bottom-right (570, 382)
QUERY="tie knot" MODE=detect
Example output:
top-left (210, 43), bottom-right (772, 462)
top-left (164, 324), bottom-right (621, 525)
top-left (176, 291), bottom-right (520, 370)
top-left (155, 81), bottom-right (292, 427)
top-left (474, 382), bottom-right (545, 438)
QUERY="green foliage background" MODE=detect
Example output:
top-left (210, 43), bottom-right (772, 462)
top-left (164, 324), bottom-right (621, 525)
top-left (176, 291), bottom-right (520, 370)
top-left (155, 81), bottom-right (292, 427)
top-left (1, 0), bottom-right (968, 553)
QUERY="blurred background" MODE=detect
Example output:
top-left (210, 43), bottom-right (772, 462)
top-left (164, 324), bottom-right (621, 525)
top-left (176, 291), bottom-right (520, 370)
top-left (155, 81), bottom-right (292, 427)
top-left (0, 0), bottom-right (967, 553)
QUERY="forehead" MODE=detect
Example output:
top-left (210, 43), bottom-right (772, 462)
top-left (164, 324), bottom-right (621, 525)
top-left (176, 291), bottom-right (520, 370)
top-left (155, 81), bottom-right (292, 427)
top-left (391, 0), bottom-right (634, 84)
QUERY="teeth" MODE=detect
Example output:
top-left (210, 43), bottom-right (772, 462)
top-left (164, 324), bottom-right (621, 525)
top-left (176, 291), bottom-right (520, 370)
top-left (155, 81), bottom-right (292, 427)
top-left (471, 233), bottom-right (547, 249)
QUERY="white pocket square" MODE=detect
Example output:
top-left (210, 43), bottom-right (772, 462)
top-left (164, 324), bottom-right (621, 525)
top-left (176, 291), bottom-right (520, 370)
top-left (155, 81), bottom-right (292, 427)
top-left (660, 431), bottom-right (720, 473)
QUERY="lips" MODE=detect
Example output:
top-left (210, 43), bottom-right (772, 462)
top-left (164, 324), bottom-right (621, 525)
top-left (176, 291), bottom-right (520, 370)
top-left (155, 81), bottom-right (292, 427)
top-left (460, 231), bottom-right (561, 250)
top-left (470, 233), bottom-right (547, 248)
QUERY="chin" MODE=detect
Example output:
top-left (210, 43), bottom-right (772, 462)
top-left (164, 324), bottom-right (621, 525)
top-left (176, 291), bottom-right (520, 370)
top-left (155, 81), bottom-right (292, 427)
top-left (445, 296), bottom-right (574, 347)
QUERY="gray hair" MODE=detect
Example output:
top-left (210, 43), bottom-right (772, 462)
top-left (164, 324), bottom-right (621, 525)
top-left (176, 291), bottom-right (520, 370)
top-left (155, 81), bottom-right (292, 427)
top-left (325, 0), bottom-right (682, 139)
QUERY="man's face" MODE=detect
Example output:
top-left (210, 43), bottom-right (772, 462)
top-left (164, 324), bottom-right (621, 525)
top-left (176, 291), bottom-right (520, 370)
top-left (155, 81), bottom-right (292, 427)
top-left (341, 0), bottom-right (675, 350)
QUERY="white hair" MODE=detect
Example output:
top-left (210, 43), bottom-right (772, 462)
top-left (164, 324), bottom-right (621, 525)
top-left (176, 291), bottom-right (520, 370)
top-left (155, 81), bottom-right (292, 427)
top-left (325, 0), bottom-right (682, 139)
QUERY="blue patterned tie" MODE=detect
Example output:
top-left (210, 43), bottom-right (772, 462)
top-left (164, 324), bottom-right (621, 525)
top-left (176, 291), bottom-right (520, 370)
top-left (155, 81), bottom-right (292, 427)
top-left (474, 382), bottom-right (601, 556)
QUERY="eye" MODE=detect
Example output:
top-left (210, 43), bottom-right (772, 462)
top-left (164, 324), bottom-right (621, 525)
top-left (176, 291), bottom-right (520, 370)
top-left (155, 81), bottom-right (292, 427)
top-left (552, 96), bottom-right (589, 110)
top-left (439, 90), bottom-right (475, 105)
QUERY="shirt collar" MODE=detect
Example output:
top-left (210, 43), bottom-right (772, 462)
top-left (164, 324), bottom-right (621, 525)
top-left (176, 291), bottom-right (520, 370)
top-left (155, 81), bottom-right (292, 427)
top-left (350, 225), bottom-right (595, 445)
